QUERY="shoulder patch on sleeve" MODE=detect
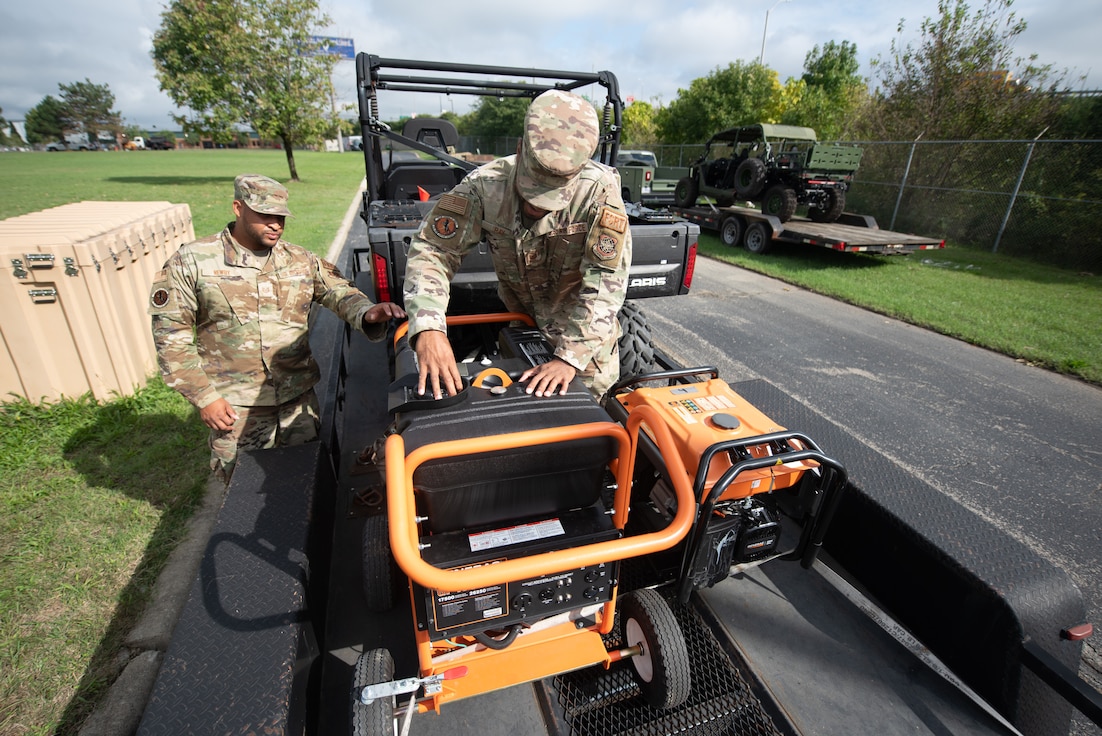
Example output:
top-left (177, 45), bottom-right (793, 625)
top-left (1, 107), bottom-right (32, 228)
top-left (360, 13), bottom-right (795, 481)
top-left (599, 206), bottom-right (628, 234)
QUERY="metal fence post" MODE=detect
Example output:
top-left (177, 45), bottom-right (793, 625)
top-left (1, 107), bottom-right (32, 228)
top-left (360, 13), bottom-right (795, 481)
top-left (890, 134), bottom-right (922, 232)
top-left (994, 127), bottom-right (1048, 254)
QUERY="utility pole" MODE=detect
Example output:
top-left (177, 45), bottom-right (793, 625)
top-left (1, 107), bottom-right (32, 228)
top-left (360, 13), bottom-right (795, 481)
top-left (759, 0), bottom-right (792, 65)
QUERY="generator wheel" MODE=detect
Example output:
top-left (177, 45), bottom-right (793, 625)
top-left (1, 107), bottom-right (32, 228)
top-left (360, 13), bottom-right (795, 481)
top-left (617, 301), bottom-right (658, 378)
top-left (742, 221), bottom-right (774, 255)
top-left (362, 513), bottom-right (398, 613)
top-left (719, 215), bottom-right (743, 247)
top-left (761, 184), bottom-right (797, 222)
top-left (620, 588), bottom-right (691, 709)
top-left (673, 176), bottom-right (698, 208)
top-left (808, 188), bottom-right (846, 223)
top-left (351, 648), bottom-right (398, 736)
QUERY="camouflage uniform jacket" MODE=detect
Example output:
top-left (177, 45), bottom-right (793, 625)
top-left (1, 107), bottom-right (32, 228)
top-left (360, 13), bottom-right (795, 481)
top-left (404, 156), bottom-right (631, 375)
top-left (149, 224), bottom-right (385, 408)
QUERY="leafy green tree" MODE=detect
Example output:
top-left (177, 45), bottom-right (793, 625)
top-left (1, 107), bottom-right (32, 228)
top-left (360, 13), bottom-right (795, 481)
top-left (460, 93), bottom-right (530, 139)
top-left (621, 101), bottom-right (659, 148)
top-left (854, 0), bottom-right (1066, 141)
top-left (58, 79), bottom-right (121, 146)
top-left (655, 61), bottom-right (779, 144)
top-left (24, 96), bottom-right (67, 145)
top-left (152, 0), bottom-right (340, 180)
top-left (0, 108), bottom-right (8, 145)
top-left (781, 41), bottom-right (867, 139)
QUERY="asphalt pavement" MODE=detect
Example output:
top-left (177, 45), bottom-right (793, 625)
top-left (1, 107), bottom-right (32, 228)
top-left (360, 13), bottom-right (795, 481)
top-left (637, 253), bottom-right (1102, 732)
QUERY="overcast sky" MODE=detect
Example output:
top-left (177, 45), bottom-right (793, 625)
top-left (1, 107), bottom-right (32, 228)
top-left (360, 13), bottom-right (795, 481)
top-left (1, 0), bottom-right (1096, 131)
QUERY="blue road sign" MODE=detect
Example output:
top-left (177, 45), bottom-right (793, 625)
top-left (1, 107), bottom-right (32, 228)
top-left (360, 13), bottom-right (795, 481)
top-left (306, 35), bottom-right (355, 60)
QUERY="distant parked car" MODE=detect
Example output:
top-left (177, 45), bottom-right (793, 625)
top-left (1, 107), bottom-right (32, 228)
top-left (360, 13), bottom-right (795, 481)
top-left (45, 138), bottom-right (93, 151)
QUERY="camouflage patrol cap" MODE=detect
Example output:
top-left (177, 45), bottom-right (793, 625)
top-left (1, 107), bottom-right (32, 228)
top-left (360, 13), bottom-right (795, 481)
top-left (234, 174), bottom-right (293, 217)
top-left (515, 90), bottom-right (600, 211)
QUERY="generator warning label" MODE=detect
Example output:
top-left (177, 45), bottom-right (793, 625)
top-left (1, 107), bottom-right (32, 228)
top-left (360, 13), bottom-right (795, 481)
top-left (468, 518), bottom-right (566, 552)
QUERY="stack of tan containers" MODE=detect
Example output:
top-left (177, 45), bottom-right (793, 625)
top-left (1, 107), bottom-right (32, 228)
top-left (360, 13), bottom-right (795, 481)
top-left (0, 201), bottom-right (194, 404)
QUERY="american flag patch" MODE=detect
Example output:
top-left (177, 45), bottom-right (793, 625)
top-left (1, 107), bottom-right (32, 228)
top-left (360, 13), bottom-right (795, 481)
top-left (438, 193), bottom-right (470, 216)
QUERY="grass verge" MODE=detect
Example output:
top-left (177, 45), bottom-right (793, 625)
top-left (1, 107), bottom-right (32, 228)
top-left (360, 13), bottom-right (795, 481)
top-left (0, 149), bottom-right (363, 734)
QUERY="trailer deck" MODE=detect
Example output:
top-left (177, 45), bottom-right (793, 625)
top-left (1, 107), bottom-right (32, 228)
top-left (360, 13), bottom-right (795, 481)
top-left (670, 204), bottom-right (945, 255)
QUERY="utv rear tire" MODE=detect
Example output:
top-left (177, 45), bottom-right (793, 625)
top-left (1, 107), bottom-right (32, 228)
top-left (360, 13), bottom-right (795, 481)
top-left (362, 513), bottom-right (399, 613)
top-left (719, 215), bottom-right (743, 247)
top-left (673, 177), bottom-right (698, 208)
top-left (733, 158), bottom-right (767, 199)
top-left (808, 189), bottom-right (846, 223)
top-left (351, 648), bottom-right (397, 736)
top-left (618, 301), bottom-right (658, 379)
top-left (761, 185), bottom-right (797, 222)
top-left (621, 589), bottom-right (691, 709)
top-left (743, 221), bottom-right (773, 255)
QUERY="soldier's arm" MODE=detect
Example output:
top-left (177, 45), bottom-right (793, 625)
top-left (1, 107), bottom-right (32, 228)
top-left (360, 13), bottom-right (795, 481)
top-left (149, 251), bottom-right (222, 409)
top-left (311, 257), bottom-right (404, 341)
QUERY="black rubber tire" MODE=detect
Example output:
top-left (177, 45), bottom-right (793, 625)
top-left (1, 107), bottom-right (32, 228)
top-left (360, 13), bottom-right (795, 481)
top-left (621, 186), bottom-right (632, 203)
top-left (743, 221), bottom-right (773, 255)
top-left (733, 158), bottom-right (767, 198)
top-left (673, 176), bottom-right (698, 208)
top-left (620, 589), bottom-right (691, 709)
top-left (617, 301), bottom-right (658, 378)
top-left (351, 648), bottom-right (397, 736)
top-left (761, 184), bottom-right (797, 222)
top-left (719, 215), bottom-right (743, 247)
top-left (361, 513), bottom-right (399, 613)
top-left (808, 188), bottom-right (846, 223)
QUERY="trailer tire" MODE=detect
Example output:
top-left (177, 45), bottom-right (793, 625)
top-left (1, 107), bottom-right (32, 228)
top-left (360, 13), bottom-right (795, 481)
top-left (621, 588), bottom-right (691, 709)
top-left (617, 301), bottom-right (658, 379)
top-left (743, 221), bottom-right (774, 255)
top-left (719, 215), bottom-right (743, 247)
top-left (808, 188), bottom-right (846, 223)
top-left (733, 157), bottom-right (767, 198)
top-left (673, 176), bottom-right (698, 208)
top-left (351, 648), bottom-right (398, 736)
top-left (761, 184), bottom-right (797, 222)
top-left (362, 513), bottom-right (399, 613)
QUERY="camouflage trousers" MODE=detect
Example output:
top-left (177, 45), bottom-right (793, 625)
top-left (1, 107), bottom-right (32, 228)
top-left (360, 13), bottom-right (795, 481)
top-left (209, 389), bottom-right (321, 483)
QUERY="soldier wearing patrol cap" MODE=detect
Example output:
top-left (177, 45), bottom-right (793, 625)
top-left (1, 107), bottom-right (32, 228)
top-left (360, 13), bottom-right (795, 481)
top-left (149, 174), bottom-right (405, 482)
top-left (405, 89), bottom-right (632, 399)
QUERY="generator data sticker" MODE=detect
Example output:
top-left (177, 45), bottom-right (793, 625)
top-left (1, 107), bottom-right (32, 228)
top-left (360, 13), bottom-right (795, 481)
top-left (667, 393), bottom-right (736, 424)
top-left (468, 518), bottom-right (566, 552)
top-left (433, 560), bottom-right (507, 630)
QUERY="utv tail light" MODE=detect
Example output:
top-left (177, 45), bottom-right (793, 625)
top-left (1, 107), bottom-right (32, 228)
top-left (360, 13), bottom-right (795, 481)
top-left (373, 253), bottom-right (391, 302)
top-left (683, 240), bottom-right (697, 291)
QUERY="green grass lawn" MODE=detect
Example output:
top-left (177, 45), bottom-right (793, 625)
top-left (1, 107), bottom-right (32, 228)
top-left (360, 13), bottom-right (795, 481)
top-left (0, 149), bottom-right (1099, 733)
top-left (0, 148), bottom-right (364, 735)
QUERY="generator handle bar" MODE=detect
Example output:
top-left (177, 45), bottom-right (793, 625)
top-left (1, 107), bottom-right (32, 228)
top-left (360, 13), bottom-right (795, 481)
top-left (392, 312), bottom-right (536, 349)
top-left (387, 406), bottom-right (696, 592)
top-left (693, 430), bottom-right (823, 495)
top-left (608, 366), bottom-right (720, 395)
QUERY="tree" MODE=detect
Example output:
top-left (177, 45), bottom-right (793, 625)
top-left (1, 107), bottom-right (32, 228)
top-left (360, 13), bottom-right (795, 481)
top-left (460, 93), bottom-right (530, 139)
top-left (58, 79), bottom-right (121, 145)
top-left (854, 0), bottom-right (1066, 141)
top-left (621, 101), bottom-right (659, 148)
top-left (655, 61), bottom-right (780, 144)
top-left (152, 0), bottom-right (340, 180)
top-left (0, 108), bottom-right (8, 146)
top-left (24, 96), bottom-right (67, 145)
top-left (780, 41), bottom-right (867, 139)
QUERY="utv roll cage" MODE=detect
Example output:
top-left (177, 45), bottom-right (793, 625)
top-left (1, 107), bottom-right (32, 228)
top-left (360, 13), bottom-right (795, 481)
top-left (355, 53), bottom-right (625, 206)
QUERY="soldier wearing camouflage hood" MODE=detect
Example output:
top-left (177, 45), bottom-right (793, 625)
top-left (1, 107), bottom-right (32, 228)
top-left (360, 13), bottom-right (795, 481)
top-left (405, 89), bottom-right (631, 399)
top-left (149, 174), bottom-right (405, 482)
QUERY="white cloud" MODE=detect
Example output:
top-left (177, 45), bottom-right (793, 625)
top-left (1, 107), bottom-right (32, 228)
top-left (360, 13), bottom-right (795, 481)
top-left (1, 0), bottom-right (1095, 129)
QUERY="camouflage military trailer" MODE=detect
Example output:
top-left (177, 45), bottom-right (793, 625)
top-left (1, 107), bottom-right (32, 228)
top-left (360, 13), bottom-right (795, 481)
top-left (673, 123), bottom-right (863, 223)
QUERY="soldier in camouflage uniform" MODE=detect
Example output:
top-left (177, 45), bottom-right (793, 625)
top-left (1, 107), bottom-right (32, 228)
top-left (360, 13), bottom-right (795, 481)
top-left (405, 89), bottom-right (631, 399)
top-left (149, 174), bottom-right (405, 482)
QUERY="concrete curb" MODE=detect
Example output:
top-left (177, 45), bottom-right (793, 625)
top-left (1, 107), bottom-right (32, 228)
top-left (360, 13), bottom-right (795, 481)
top-left (77, 475), bottom-right (226, 736)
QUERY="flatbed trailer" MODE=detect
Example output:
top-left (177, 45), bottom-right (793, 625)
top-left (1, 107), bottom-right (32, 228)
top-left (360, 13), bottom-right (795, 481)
top-left (669, 204), bottom-right (946, 255)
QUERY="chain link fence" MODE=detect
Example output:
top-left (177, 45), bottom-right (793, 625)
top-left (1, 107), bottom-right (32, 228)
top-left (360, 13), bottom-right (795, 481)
top-left (651, 140), bottom-right (1102, 273)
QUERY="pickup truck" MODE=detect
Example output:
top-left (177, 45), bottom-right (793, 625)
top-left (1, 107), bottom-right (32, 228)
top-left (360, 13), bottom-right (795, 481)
top-left (614, 149), bottom-right (681, 205)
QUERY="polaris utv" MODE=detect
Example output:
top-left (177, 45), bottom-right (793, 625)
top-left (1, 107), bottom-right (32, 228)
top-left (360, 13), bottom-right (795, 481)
top-left (673, 123), bottom-right (862, 223)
